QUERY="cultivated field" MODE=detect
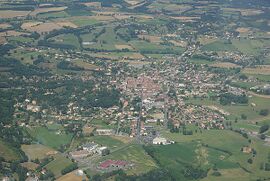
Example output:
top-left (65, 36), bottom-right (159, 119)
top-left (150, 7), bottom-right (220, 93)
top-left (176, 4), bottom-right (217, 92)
top-left (0, 10), bottom-right (30, 18)
top-left (57, 170), bottom-right (86, 181)
top-left (243, 65), bottom-right (270, 75)
top-left (29, 7), bottom-right (67, 16)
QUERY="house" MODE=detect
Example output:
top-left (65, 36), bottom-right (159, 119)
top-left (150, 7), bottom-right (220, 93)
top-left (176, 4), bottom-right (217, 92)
top-left (153, 137), bottom-right (167, 145)
top-left (242, 146), bottom-right (252, 154)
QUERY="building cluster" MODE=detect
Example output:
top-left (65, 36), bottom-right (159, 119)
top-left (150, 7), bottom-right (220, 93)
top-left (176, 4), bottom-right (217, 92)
top-left (70, 142), bottom-right (109, 160)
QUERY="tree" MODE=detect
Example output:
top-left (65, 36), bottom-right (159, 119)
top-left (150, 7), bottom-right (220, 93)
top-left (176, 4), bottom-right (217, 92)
top-left (259, 109), bottom-right (269, 116)
top-left (259, 125), bottom-right (269, 134)
top-left (247, 158), bottom-right (253, 164)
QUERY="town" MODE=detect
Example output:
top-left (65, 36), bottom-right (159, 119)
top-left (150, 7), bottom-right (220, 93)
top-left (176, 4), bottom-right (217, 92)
top-left (0, 0), bottom-right (270, 181)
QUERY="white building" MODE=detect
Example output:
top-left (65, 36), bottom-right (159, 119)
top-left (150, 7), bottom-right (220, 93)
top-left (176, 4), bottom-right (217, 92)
top-left (153, 137), bottom-right (167, 145)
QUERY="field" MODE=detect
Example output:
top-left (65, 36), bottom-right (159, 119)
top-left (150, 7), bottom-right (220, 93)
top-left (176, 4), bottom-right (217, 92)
top-left (0, 139), bottom-right (21, 161)
top-left (45, 154), bottom-right (74, 178)
top-left (159, 129), bottom-right (270, 179)
top-left (231, 39), bottom-right (264, 55)
top-left (242, 65), bottom-right (270, 75)
top-left (210, 62), bottom-right (241, 68)
top-left (21, 22), bottom-right (62, 33)
top-left (0, 10), bottom-right (30, 19)
top-left (21, 162), bottom-right (39, 170)
top-left (99, 144), bottom-right (157, 175)
top-left (86, 135), bottom-right (125, 149)
top-left (21, 144), bottom-right (57, 160)
top-left (56, 170), bottom-right (86, 181)
top-left (29, 7), bottom-right (67, 16)
top-left (50, 33), bottom-right (80, 49)
top-left (26, 126), bottom-right (73, 149)
top-left (71, 17), bottom-right (100, 27)
top-left (144, 141), bottom-right (241, 180)
top-left (186, 95), bottom-right (270, 121)
top-left (201, 40), bottom-right (236, 52)
top-left (73, 60), bottom-right (98, 70)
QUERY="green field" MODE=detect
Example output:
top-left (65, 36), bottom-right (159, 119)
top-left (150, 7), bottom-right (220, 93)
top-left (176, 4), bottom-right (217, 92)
top-left (27, 126), bottom-right (73, 149)
top-left (45, 154), bottom-right (73, 178)
top-left (72, 18), bottom-right (99, 27)
top-left (201, 40), bottom-right (236, 52)
top-left (186, 95), bottom-right (270, 121)
top-left (50, 33), bottom-right (81, 49)
top-left (21, 144), bottom-right (56, 160)
top-left (37, 11), bottom-right (69, 18)
top-left (100, 144), bottom-right (157, 175)
top-left (144, 142), bottom-right (239, 180)
top-left (86, 136), bottom-right (125, 149)
top-left (232, 39), bottom-right (264, 55)
top-left (0, 139), bottom-right (21, 161)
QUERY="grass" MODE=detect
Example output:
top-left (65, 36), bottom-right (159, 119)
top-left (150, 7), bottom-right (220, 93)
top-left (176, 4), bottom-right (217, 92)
top-left (0, 139), bottom-right (21, 161)
top-left (245, 74), bottom-right (270, 82)
top-left (21, 144), bottom-right (56, 160)
top-left (50, 33), bottom-right (80, 49)
top-left (26, 126), bottom-right (73, 149)
top-left (188, 57), bottom-right (214, 65)
top-left (231, 39), bottom-right (264, 55)
top-left (160, 128), bottom-right (270, 179)
top-left (7, 36), bottom-right (34, 44)
top-left (45, 154), bottom-right (73, 178)
top-left (37, 11), bottom-right (69, 18)
top-left (72, 18), bottom-right (99, 27)
top-left (99, 144), bottom-right (157, 175)
top-left (91, 118), bottom-right (116, 129)
top-left (230, 81), bottom-right (260, 90)
top-left (8, 48), bottom-right (40, 64)
top-left (201, 40), bottom-right (236, 52)
top-left (85, 136), bottom-right (125, 149)
top-left (144, 141), bottom-right (238, 180)
top-left (186, 95), bottom-right (270, 121)
top-left (81, 27), bottom-right (122, 50)
top-left (130, 40), bottom-right (183, 54)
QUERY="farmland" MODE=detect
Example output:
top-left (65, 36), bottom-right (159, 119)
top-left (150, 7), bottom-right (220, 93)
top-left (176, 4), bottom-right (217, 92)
top-left (26, 126), bottom-right (73, 150)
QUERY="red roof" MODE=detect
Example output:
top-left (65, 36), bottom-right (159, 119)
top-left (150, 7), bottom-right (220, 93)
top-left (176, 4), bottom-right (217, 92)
top-left (99, 160), bottom-right (129, 169)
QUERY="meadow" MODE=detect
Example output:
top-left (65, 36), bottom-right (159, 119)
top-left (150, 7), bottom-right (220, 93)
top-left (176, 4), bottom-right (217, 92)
top-left (21, 144), bottom-right (56, 160)
top-left (26, 126), bottom-right (73, 149)
top-left (45, 154), bottom-right (74, 178)
top-left (99, 144), bottom-right (157, 175)
top-left (0, 139), bottom-right (21, 161)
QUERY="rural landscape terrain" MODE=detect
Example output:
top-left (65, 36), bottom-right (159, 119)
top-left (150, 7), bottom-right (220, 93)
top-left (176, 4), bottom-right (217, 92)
top-left (0, 0), bottom-right (270, 180)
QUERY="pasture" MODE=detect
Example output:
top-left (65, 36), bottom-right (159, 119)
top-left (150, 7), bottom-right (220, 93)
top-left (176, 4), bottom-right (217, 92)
top-left (100, 144), bottom-right (157, 175)
top-left (26, 126), bottom-right (73, 149)
top-left (21, 144), bottom-right (57, 160)
top-left (187, 95), bottom-right (270, 121)
top-left (45, 154), bottom-right (74, 178)
top-left (0, 139), bottom-right (21, 161)
top-left (0, 10), bottom-right (30, 19)
top-left (242, 65), bottom-right (270, 75)
top-left (56, 170), bottom-right (86, 181)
